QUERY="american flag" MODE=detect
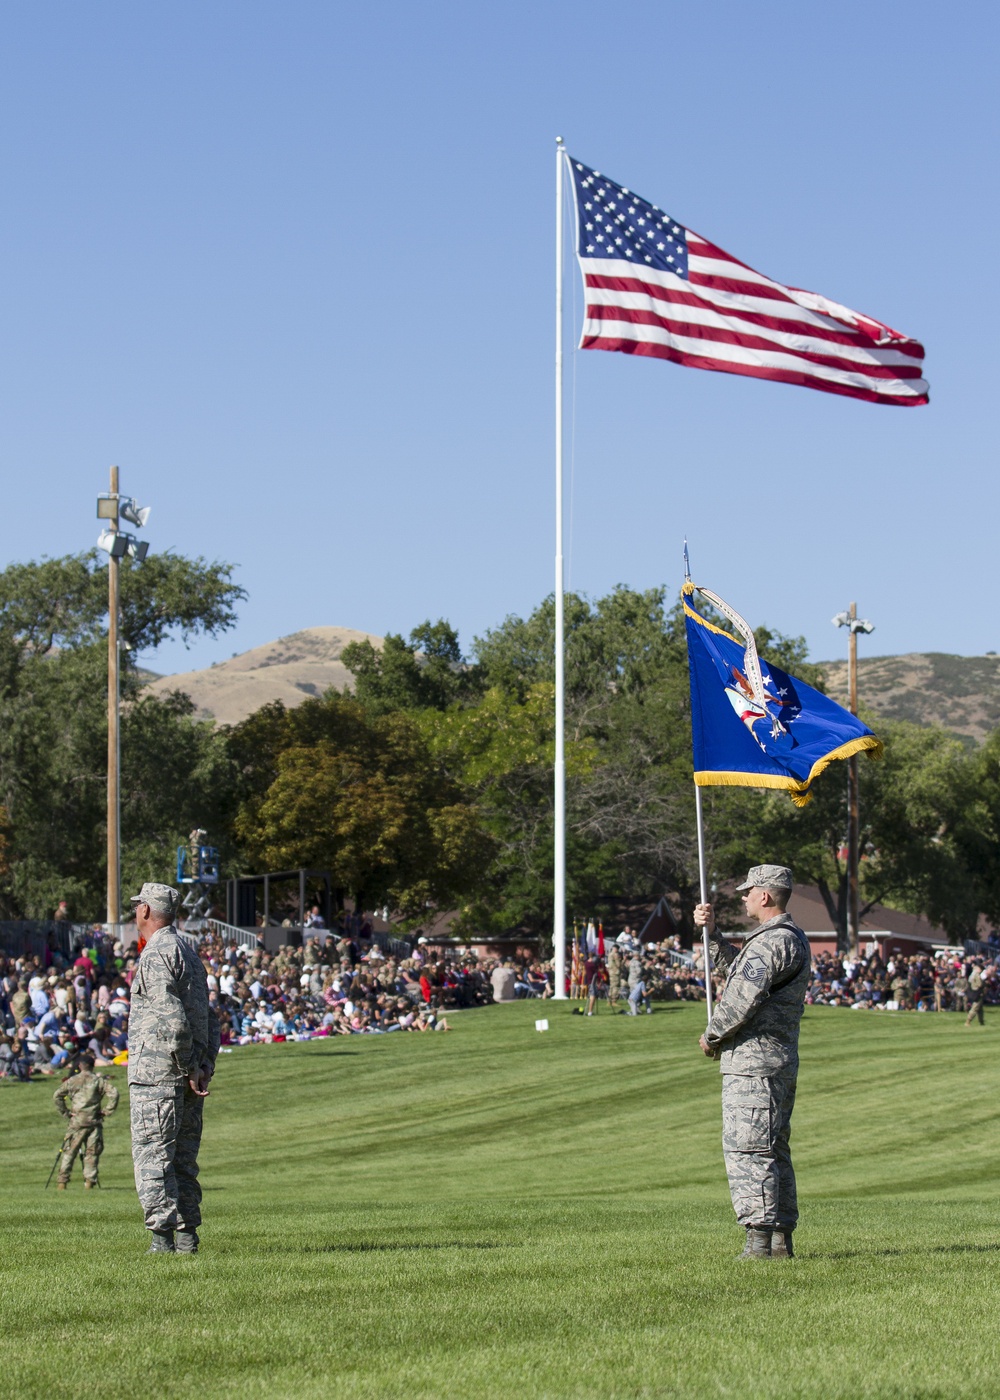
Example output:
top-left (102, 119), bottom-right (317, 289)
top-left (568, 158), bottom-right (928, 407)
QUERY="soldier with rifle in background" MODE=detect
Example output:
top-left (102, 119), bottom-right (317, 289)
top-left (52, 1051), bottom-right (119, 1189)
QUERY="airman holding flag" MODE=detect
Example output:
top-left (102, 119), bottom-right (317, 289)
top-left (695, 866), bottom-right (810, 1260)
top-left (681, 579), bottom-right (882, 1258)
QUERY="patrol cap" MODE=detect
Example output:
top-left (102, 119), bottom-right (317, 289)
top-left (735, 864), bottom-right (794, 893)
top-left (129, 881), bottom-right (179, 917)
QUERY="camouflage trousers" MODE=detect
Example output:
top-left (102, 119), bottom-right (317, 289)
top-left (721, 1072), bottom-right (798, 1230)
top-left (129, 1083), bottom-right (205, 1232)
top-left (59, 1122), bottom-right (103, 1185)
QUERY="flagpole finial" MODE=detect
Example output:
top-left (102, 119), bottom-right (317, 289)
top-left (556, 135), bottom-right (565, 147)
top-left (683, 537), bottom-right (691, 581)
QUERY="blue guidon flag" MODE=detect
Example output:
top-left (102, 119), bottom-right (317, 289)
top-left (567, 157), bottom-right (929, 407)
top-left (683, 582), bottom-right (882, 806)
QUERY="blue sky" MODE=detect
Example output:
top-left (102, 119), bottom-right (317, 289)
top-left (1, 2), bottom-right (995, 675)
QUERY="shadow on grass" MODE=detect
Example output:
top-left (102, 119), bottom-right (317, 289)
top-left (304, 1240), bottom-right (517, 1253)
top-left (569, 1008), bottom-right (686, 1019)
top-left (816, 1242), bottom-right (1000, 1260)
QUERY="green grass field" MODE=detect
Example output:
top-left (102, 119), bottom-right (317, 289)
top-left (4, 1000), bottom-right (1000, 1399)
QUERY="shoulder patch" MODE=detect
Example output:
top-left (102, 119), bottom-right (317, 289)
top-left (741, 954), bottom-right (767, 984)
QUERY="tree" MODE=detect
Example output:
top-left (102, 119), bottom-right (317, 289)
top-left (444, 588), bottom-right (697, 932)
top-left (0, 550), bottom-right (245, 917)
top-left (348, 588), bottom-right (822, 937)
top-left (341, 619), bottom-right (480, 716)
top-left (233, 581), bottom-right (995, 944)
top-left (961, 730), bottom-right (1000, 931)
top-left (421, 682), bottom-right (604, 933)
top-left (228, 691), bottom-right (493, 920)
top-left (708, 717), bottom-right (980, 940)
top-left (474, 585), bottom-right (686, 702)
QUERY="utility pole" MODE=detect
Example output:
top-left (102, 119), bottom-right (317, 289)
top-left (95, 471), bottom-right (151, 931)
top-left (107, 466), bottom-right (120, 928)
top-left (834, 603), bottom-right (875, 957)
top-left (847, 602), bottom-right (859, 958)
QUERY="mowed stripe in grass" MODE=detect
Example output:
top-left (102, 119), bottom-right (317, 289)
top-left (3, 1001), bottom-right (1000, 1398)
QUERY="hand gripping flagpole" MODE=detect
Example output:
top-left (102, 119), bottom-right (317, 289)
top-left (553, 137), bottom-right (567, 999)
top-left (685, 541), bottom-right (714, 1025)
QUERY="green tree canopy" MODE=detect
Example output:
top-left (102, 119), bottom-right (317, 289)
top-left (227, 690), bottom-right (493, 920)
top-left (341, 619), bottom-right (480, 716)
top-left (0, 550), bottom-right (245, 918)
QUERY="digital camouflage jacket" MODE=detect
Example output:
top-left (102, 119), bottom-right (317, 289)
top-left (704, 912), bottom-right (811, 1075)
top-left (127, 926), bottom-right (221, 1087)
top-left (54, 1069), bottom-right (119, 1125)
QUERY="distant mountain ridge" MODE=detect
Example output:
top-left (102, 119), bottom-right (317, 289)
top-left (145, 626), bottom-right (382, 726)
top-left (821, 652), bottom-right (1000, 744)
top-left (145, 635), bottom-right (1000, 742)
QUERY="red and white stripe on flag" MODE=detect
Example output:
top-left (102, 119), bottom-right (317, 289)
top-left (570, 158), bottom-right (928, 407)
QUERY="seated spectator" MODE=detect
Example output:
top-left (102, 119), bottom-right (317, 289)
top-left (87, 1026), bottom-right (115, 1066)
top-left (1, 1034), bottom-right (31, 1081)
top-left (491, 962), bottom-right (517, 1003)
top-left (525, 964), bottom-right (552, 999)
top-left (416, 1006), bottom-right (451, 1032)
top-left (48, 1030), bottom-right (77, 1070)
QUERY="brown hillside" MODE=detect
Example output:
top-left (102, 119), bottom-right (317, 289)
top-left (145, 626), bottom-right (382, 726)
top-left (148, 636), bottom-right (1000, 743)
top-left (821, 652), bottom-right (1000, 745)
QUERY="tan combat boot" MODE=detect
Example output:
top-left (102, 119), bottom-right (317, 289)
top-left (57, 1182), bottom-right (67, 1191)
top-left (83, 1181), bottom-right (95, 1190)
top-left (739, 1227), bottom-right (772, 1258)
top-left (771, 1231), bottom-right (794, 1258)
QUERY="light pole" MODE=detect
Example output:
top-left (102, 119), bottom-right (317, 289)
top-left (96, 468), bottom-right (151, 928)
top-left (833, 604), bottom-right (875, 955)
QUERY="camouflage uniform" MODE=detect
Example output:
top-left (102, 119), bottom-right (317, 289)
top-left (966, 967), bottom-right (985, 1026)
top-left (128, 924), bottom-right (220, 1232)
top-left (10, 985), bottom-right (30, 1027)
top-left (704, 911), bottom-right (811, 1232)
top-left (607, 947), bottom-right (622, 1008)
top-left (626, 954), bottom-right (646, 1015)
top-left (54, 1069), bottom-right (119, 1185)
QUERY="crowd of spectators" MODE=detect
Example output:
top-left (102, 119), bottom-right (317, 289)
top-left (0, 923), bottom-right (569, 1075)
top-left (0, 939), bottom-right (131, 1081)
top-left (3, 922), bottom-right (999, 1081)
top-left (806, 948), bottom-right (1000, 1015)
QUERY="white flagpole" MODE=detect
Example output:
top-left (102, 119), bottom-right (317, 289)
top-left (553, 136), bottom-right (567, 999)
top-left (694, 784), bottom-right (714, 1024)
top-left (685, 543), bottom-right (713, 1024)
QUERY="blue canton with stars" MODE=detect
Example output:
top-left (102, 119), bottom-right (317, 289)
top-left (570, 159), bottom-right (688, 277)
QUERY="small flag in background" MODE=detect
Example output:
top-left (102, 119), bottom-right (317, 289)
top-left (567, 157), bottom-right (928, 407)
top-left (683, 583), bottom-right (881, 806)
